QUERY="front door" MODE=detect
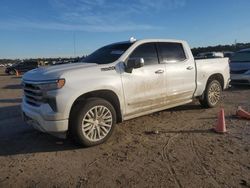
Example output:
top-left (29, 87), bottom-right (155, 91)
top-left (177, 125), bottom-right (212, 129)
top-left (121, 42), bottom-right (167, 118)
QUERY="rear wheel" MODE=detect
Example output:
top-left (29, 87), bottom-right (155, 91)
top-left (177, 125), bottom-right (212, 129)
top-left (69, 98), bottom-right (116, 147)
top-left (199, 80), bottom-right (222, 108)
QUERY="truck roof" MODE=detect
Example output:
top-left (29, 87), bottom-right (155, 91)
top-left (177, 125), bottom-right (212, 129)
top-left (111, 38), bottom-right (186, 46)
top-left (136, 39), bottom-right (186, 43)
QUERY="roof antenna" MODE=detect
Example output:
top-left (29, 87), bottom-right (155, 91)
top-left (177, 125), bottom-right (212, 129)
top-left (129, 37), bottom-right (137, 42)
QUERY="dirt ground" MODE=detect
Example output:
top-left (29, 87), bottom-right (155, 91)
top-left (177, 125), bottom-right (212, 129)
top-left (0, 67), bottom-right (250, 188)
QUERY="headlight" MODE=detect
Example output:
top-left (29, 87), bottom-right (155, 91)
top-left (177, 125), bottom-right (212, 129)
top-left (39, 79), bottom-right (65, 91)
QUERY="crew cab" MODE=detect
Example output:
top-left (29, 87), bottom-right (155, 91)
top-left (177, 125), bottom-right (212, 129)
top-left (21, 39), bottom-right (230, 146)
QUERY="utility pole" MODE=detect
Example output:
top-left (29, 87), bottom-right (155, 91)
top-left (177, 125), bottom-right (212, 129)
top-left (234, 39), bottom-right (237, 51)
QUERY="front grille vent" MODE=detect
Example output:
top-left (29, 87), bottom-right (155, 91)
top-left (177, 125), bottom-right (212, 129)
top-left (23, 82), bottom-right (43, 106)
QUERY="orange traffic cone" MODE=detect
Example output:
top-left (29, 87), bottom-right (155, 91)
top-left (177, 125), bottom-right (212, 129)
top-left (214, 108), bottom-right (227, 133)
top-left (236, 106), bottom-right (250, 120)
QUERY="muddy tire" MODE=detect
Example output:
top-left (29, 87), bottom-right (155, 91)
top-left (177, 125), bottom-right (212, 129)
top-left (69, 98), bottom-right (116, 147)
top-left (199, 80), bottom-right (222, 108)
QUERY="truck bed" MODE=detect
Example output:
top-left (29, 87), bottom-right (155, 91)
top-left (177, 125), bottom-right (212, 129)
top-left (194, 58), bottom-right (230, 97)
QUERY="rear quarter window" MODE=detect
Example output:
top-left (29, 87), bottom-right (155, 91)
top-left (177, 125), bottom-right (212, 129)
top-left (158, 42), bottom-right (187, 63)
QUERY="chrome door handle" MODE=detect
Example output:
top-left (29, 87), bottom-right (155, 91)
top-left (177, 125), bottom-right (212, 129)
top-left (155, 69), bottom-right (164, 74)
top-left (186, 66), bottom-right (194, 70)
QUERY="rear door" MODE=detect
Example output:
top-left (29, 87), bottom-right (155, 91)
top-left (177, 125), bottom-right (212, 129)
top-left (121, 42), bottom-right (167, 117)
top-left (157, 42), bottom-right (196, 104)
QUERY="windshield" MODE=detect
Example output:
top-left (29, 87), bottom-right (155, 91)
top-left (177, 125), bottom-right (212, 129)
top-left (230, 51), bottom-right (250, 62)
top-left (83, 42), bottom-right (133, 64)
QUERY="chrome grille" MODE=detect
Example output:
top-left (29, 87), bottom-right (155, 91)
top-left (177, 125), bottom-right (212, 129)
top-left (23, 82), bottom-right (43, 106)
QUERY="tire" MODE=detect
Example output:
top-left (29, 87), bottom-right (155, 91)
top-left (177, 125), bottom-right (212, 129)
top-left (199, 80), bottom-right (222, 108)
top-left (69, 98), bottom-right (116, 147)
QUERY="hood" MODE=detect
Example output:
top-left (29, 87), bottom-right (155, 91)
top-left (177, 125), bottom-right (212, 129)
top-left (230, 61), bottom-right (250, 71)
top-left (23, 62), bottom-right (97, 81)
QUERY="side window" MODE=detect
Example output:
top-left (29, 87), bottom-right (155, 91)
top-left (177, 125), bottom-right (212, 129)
top-left (129, 43), bottom-right (158, 65)
top-left (158, 42), bottom-right (187, 63)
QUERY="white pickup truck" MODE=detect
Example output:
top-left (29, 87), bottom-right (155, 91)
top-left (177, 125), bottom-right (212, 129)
top-left (22, 39), bottom-right (230, 146)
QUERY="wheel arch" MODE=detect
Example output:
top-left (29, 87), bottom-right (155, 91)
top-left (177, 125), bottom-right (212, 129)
top-left (199, 73), bottom-right (224, 108)
top-left (69, 89), bottom-right (123, 123)
top-left (206, 73), bottom-right (224, 89)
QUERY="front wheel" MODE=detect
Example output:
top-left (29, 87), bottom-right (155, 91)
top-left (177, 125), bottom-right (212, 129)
top-left (69, 98), bottom-right (116, 147)
top-left (199, 80), bottom-right (222, 108)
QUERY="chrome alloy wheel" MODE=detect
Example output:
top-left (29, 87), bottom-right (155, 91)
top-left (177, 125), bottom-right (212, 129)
top-left (81, 105), bottom-right (113, 142)
top-left (208, 82), bottom-right (221, 106)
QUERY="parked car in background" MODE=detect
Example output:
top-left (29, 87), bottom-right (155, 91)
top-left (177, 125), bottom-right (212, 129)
top-left (195, 52), bottom-right (224, 59)
top-left (230, 48), bottom-right (250, 85)
top-left (5, 61), bottom-right (38, 75)
top-left (223, 51), bottom-right (234, 58)
top-left (51, 60), bottom-right (74, 66)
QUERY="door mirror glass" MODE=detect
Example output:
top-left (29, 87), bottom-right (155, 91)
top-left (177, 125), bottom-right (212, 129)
top-left (125, 58), bottom-right (144, 73)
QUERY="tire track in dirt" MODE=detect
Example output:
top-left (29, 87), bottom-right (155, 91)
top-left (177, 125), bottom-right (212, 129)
top-left (160, 108), bottom-right (211, 188)
top-left (190, 136), bottom-right (221, 187)
top-left (160, 113), bottom-right (198, 188)
top-left (162, 134), bottom-right (183, 188)
top-left (159, 113), bottom-right (189, 187)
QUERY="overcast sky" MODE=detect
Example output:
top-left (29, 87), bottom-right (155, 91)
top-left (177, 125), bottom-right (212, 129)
top-left (0, 0), bottom-right (250, 59)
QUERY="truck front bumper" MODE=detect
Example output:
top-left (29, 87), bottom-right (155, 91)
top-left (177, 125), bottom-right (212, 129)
top-left (21, 101), bottom-right (68, 138)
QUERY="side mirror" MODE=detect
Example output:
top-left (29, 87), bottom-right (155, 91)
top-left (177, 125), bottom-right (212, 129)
top-left (125, 58), bottom-right (144, 73)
